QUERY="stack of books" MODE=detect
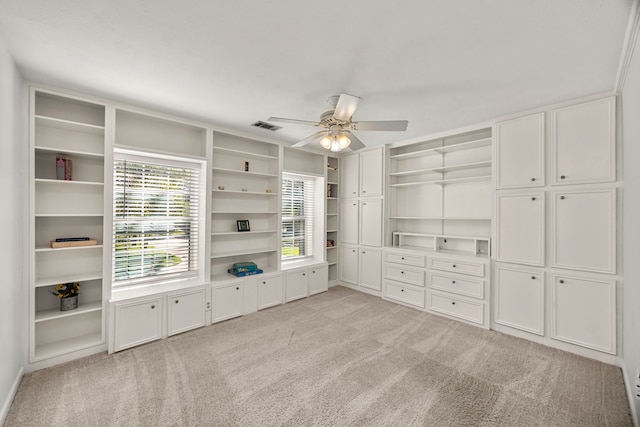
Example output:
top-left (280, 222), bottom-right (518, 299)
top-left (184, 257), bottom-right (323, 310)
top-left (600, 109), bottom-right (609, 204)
top-left (228, 262), bottom-right (263, 277)
top-left (51, 237), bottom-right (98, 248)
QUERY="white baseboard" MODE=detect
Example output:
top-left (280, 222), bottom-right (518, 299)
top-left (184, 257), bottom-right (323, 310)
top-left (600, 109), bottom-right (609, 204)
top-left (621, 360), bottom-right (639, 427)
top-left (0, 366), bottom-right (24, 425)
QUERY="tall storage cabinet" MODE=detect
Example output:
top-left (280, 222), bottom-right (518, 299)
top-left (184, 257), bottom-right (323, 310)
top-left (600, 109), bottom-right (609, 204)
top-left (30, 88), bottom-right (108, 362)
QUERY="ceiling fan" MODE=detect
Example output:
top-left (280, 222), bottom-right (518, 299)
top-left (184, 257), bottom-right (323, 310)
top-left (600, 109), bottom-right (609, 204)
top-left (268, 93), bottom-right (408, 152)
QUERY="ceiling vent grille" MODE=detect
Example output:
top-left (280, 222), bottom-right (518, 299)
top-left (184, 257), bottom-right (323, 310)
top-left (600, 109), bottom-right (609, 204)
top-left (252, 121), bottom-right (281, 131)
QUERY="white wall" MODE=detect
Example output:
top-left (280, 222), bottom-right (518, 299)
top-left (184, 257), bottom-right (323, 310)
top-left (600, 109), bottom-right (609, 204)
top-left (0, 36), bottom-right (26, 422)
top-left (621, 18), bottom-right (640, 423)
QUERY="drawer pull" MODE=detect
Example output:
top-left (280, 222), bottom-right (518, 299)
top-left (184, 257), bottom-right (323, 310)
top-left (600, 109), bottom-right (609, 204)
top-left (452, 264), bottom-right (457, 268)
top-left (401, 289), bottom-right (405, 292)
top-left (560, 195), bottom-right (566, 200)
top-left (452, 280), bottom-right (456, 284)
top-left (531, 177), bottom-right (536, 182)
top-left (401, 271), bottom-right (404, 274)
top-left (236, 287), bottom-right (240, 290)
top-left (451, 301), bottom-right (456, 305)
top-left (401, 257), bottom-right (405, 260)
top-left (151, 305), bottom-right (155, 309)
top-left (559, 280), bottom-right (565, 284)
top-left (560, 175), bottom-right (566, 180)
top-left (175, 300), bottom-right (179, 304)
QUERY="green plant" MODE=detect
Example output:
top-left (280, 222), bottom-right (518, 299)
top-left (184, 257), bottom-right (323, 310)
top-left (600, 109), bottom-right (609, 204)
top-left (50, 282), bottom-right (80, 299)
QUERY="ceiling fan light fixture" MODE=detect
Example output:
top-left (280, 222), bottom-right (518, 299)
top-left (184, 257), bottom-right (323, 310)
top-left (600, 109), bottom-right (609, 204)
top-left (337, 133), bottom-right (351, 149)
top-left (329, 139), bottom-right (341, 152)
top-left (320, 134), bottom-right (333, 149)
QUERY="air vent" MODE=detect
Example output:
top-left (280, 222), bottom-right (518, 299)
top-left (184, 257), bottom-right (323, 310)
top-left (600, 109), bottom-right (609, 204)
top-left (252, 121), bottom-right (281, 131)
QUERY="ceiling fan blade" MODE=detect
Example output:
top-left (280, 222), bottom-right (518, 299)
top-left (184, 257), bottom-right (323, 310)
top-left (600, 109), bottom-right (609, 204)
top-left (345, 131), bottom-right (365, 151)
top-left (268, 117), bottom-right (321, 126)
top-left (350, 120), bottom-right (409, 131)
top-left (333, 94), bottom-right (362, 121)
top-left (291, 131), bottom-right (326, 148)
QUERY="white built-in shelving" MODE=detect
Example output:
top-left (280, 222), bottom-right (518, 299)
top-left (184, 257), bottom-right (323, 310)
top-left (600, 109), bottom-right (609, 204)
top-left (326, 156), bottom-right (339, 283)
top-left (30, 89), bottom-right (107, 362)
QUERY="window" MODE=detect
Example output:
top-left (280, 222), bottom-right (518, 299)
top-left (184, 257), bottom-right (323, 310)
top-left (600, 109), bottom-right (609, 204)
top-left (281, 173), bottom-right (316, 261)
top-left (113, 151), bottom-right (203, 287)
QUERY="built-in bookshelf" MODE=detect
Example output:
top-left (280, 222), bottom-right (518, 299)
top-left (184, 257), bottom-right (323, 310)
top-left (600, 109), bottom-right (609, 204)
top-left (387, 129), bottom-right (492, 255)
top-left (211, 133), bottom-right (281, 280)
top-left (326, 156), bottom-right (339, 283)
top-left (30, 89), bottom-right (107, 362)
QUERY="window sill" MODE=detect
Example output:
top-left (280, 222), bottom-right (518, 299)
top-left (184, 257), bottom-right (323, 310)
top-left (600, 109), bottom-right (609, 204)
top-left (281, 258), bottom-right (327, 271)
top-left (110, 277), bottom-right (206, 302)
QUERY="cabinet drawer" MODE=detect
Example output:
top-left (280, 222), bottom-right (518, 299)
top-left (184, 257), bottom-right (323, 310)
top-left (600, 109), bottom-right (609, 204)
top-left (385, 281), bottom-right (425, 308)
top-left (429, 258), bottom-right (485, 277)
top-left (384, 252), bottom-right (426, 267)
top-left (428, 292), bottom-right (483, 325)
top-left (384, 265), bottom-right (424, 287)
top-left (429, 273), bottom-right (484, 299)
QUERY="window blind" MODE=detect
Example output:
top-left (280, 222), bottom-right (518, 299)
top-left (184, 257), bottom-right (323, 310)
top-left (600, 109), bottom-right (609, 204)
top-left (113, 156), bottom-right (200, 286)
top-left (281, 174), bottom-right (315, 260)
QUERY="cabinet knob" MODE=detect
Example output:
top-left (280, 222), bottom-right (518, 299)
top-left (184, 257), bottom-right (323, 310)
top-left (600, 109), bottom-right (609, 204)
top-left (560, 195), bottom-right (566, 200)
top-left (262, 281), bottom-right (266, 284)
top-left (312, 270), bottom-right (315, 274)
top-left (531, 197), bottom-right (536, 201)
top-left (451, 302), bottom-right (456, 305)
top-left (362, 190), bottom-right (367, 193)
top-left (401, 271), bottom-right (404, 274)
top-left (401, 289), bottom-right (404, 292)
top-left (302, 273), bottom-right (306, 276)
top-left (363, 203), bottom-right (367, 206)
top-left (531, 178), bottom-right (536, 182)
top-left (236, 287), bottom-right (240, 290)
top-left (362, 251), bottom-right (366, 254)
top-left (560, 175), bottom-right (566, 180)
top-left (352, 250), bottom-right (356, 253)
top-left (531, 276), bottom-right (536, 280)
top-left (452, 280), bottom-right (456, 284)
top-left (452, 264), bottom-right (457, 268)
top-left (401, 257), bottom-right (405, 260)
top-left (151, 305), bottom-right (155, 309)
top-left (175, 300), bottom-right (179, 304)
top-left (559, 280), bottom-right (564, 284)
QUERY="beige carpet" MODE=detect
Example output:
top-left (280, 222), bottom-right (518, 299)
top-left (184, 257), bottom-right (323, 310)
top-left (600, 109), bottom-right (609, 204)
top-left (5, 286), bottom-right (632, 426)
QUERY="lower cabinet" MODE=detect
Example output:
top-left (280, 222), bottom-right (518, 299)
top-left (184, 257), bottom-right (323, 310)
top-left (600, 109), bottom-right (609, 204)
top-left (308, 264), bottom-right (329, 296)
top-left (339, 244), bottom-right (359, 284)
top-left (112, 296), bottom-right (164, 352)
top-left (213, 281), bottom-right (243, 323)
top-left (359, 248), bottom-right (382, 291)
top-left (257, 273), bottom-right (283, 310)
top-left (285, 263), bottom-right (329, 302)
top-left (494, 264), bottom-right (544, 335)
top-left (168, 288), bottom-right (206, 336)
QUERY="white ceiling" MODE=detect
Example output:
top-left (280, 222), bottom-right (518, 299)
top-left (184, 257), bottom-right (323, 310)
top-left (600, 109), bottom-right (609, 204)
top-left (0, 0), bottom-right (633, 149)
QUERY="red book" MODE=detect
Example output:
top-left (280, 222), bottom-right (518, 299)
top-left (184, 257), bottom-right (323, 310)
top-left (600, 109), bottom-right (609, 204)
top-left (64, 158), bottom-right (72, 181)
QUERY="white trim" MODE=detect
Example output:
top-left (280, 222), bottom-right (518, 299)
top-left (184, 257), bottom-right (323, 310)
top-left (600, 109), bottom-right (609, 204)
top-left (615, 0), bottom-right (640, 92)
top-left (0, 367), bottom-right (24, 425)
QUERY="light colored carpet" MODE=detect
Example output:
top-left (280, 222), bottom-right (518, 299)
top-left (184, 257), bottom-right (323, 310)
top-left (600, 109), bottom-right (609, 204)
top-left (5, 286), bottom-right (632, 426)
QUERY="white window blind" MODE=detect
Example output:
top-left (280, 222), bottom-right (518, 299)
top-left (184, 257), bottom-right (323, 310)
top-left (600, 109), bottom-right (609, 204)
top-left (282, 173), bottom-right (315, 260)
top-left (113, 155), bottom-right (201, 287)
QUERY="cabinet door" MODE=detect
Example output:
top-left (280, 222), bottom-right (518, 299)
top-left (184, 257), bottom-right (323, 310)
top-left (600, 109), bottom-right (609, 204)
top-left (551, 97), bottom-right (616, 185)
top-left (168, 288), bottom-right (205, 336)
top-left (359, 199), bottom-right (382, 247)
top-left (340, 153), bottom-right (359, 198)
top-left (308, 264), bottom-right (328, 295)
top-left (496, 192), bottom-right (545, 266)
top-left (340, 200), bottom-right (359, 244)
top-left (359, 248), bottom-right (382, 291)
top-left (339, 244), bottom-right (359, 284)
top-left (360, 148), bottom-right (383, 197)
top-left (496, 113), bottom-right (545, 189)
top-left (494, 265), bottom-right (544, 335)
top-left (213, 282), bottom-right (243, 323)
top-left (257, 274), bottom-right (283, 310)
top-left (551, 189), bottom-right (616, 273)
top-left (114, 297), bottom-right (163, 352)
top-left (285, 268), bottom-right (308, 302)
top-left (551, 274), bottom-right (616, 354)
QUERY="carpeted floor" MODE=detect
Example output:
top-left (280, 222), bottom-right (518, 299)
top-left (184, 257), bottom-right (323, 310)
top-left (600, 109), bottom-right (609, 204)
top-left (5, 286), bottom-right (632, 426)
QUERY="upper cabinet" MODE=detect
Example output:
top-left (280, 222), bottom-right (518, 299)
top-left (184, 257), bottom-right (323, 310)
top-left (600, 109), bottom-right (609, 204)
top-left (550, 97), bottom-right (616, 185)
top-left (495, 112), bottom-right (545, 189)
top-left (496, 192), bottom-right (545, 266)
top-left (340, 147), bottom-right (383, 198)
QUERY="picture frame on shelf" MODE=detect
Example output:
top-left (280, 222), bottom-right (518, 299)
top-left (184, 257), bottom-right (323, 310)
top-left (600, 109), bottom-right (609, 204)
top-left (237, 220), bottom-right (250, 232)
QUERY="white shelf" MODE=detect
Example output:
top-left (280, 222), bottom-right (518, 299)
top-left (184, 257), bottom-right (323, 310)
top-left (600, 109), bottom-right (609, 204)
top-left (327, 197), bottom-right (338, 200)
top-left (210, 248), bottom-right (278, 259)
top-left (326, 229), bottom-right (337, 233)
top-left (212, 145), bottom-right (278, 160)
top-left (34, 332), bottom-right (103, 361)
top-left (212, 167), bottom-right (278, 178)
top-left (212, 189), bottom-right (278, 196)
top-left (35, 300), bottom-right (102, 323)
top-left (211, 230), bottom-right (277, 236)
top-left (327, 262), bottom-right (337, 266)
top-left (35, 271), bottom-right (103, 288)
top-left (325, 246), bottom-right (337, 250)
top-left (35, 244), bottom-right (103, 252)
top-left (35, 178), bottom-right (104, 186)
top-left (389, 161), bottom-right (491, 177)
top-left (35, 213), bottom-right (104, 218)
top-left (35, 146), bottom-right (104, 158)
top-left (326, 213), bottom-right (338, 216)
top-left (390, 137), bottom-right (492, 160)
top-left (389, 175), bottom-right (492, 187)
top-left (210, 266), bottom-right (279, 283)
top-left (327, 181), bottom-right (338, 185)
top-left (390, 216), bottom-right (491, 220)
top-left (35, 115), bottom-right (105, 134)
top-left (211, 210), bottom-right (277, 214)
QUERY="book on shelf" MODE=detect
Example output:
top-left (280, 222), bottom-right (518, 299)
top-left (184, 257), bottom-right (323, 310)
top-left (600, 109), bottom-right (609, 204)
top-left (50, 239), bottom-right (98, 248)
top-left (233, 261), bottom-right (257, 269)
top-left (55, 237), bottom-right (91, 242)
top-left (228, 268), bottom-right (263, 277)
top-left (55, 156), bottom-right (73, 180)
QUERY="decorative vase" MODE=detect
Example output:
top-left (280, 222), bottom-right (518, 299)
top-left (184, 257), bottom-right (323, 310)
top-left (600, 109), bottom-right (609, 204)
top-left (60, 295), bottom-right (78, 311)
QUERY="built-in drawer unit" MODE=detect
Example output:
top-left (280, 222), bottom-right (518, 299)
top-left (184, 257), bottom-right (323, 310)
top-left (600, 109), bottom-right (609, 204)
top-left (384, 252), bottom-right (426, 268)
top-left (428, 291), bottom-right (484, 325)
top-left (429, 257), bottom-right (485, 277)
top-left (429, 272), bottom-right (484, 299)
top-left (385, 281), bottom-right (425, 308)
top-left (384, 265), bottom-right (424, 287)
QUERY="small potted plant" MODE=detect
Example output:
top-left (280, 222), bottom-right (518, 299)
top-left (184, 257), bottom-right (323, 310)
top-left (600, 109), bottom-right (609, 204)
top-left (50, 282), bottom-right (80, 311)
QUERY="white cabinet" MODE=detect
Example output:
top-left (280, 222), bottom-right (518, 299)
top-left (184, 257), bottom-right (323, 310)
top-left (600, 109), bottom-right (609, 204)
top-left (551, 274), bottom-right (616, 354)
top-left (326, 156), bottom-right (339, 283)
top-left (339, 244), bottom-right (359, 285)
top-left (383, 249), bottom-right (426, 308)
top-left (359, 199), bottom-right (382, 247)
top-left (550, 97), bottom-right (616, 185)
top-left (285, 268), bottom-right (309, 302)
top-left (496, 112), bottom-right (545, 189)
top-left (494, 265), bottom-right (544, 335)
top-left (167, 288), bottom-right (206, 336)
top-left (308, 264), bottom-right (329, 295)
top-left (213, 281), bottom-right (243, 323)
top-left (257, 273), bottom-right (283, 310)
top-left (359, 248), bottom-right (382, 291)
top-left (340, 153), bottom-right (359, 198)
top-left (340, 200), bottom-right (359, 244)
top-left (113, 297), bottom-right (163, 352)
top-left (496, 192), bottom-right (545, 266)
top-left (360, 148), bottom-right (383, 197)
top-left (551, 189), bottom-right (616, 274)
